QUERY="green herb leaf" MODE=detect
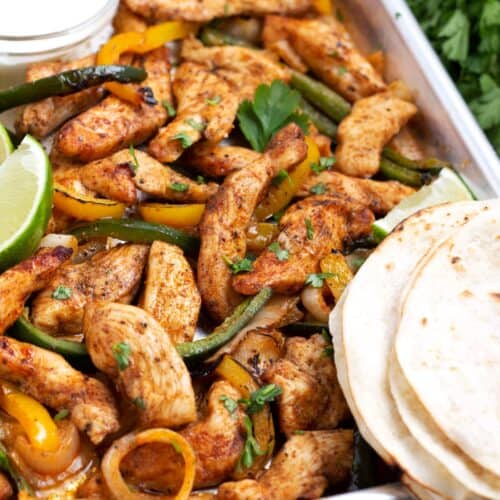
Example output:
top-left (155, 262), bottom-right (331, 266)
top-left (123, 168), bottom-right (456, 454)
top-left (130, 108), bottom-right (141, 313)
top-left (309, 183), bottom-right (327, 195)
top-left (170, 182), bottom-right (189, 192)
top-left (237, 80), bottom-right (309, 152)
top-left (272, 169), bottom-right (290, 186)
top-left (220, 395), bottom-right (238, 419)
top-left (305, 218), bottom-right (314, 240)
top-left (293, 429), bottom-right (305, 435)
top-left (128, 144), bottom-right (139, 172)
top-left (322, 345), bottom-right (334, 358)
top-left (238, 415), bottom-right (265, 470)
top-left (162, 100), bottom-right (176, 117)
top-left (239, 384), bottom-right (282, 415)
top-left (206, 95), bottom-right (222, 106)
top-left (52, 285), bottom-right (72, 300)
top-left (268, 241), bottom-right (289, 261)
top-left (196, 175), bottom-right (206, 184)
top-left (132, 396), bottom-right (146, 410)
top-left (338, 66), bottom-right (348, 76)
top-left (172, 132), bottom-right (193, 149)
top-left (171, 441), bottom-right (182, 454)
top-left (54, 408), bottom-right (69, 421)
top-left (185, 118), bottom-right (206, 132)
top-left (112, 342), bottom-right (131, 371)
top-left (223, 255), bottom-right (254, 274)
top-left (305, 272), bottom-right (335, 288)
top-left (311, 156), bottom-right (336, 175)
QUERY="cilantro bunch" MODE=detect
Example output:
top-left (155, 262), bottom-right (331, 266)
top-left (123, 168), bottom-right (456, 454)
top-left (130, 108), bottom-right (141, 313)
top-left (407, 0), bottom-right (500, 154)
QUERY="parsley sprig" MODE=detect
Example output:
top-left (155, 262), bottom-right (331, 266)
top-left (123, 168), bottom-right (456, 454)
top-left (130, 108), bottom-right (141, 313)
top-left (311, 156), bottom-right (336, 175)
top-left (305, 272), bottom-right (335, 288)
top-left (112, 342), bottom-right (131, 371)
top-left (239, 384), bottom-right (282, 415)
top-left (268, 241), bottom-right (289, 261)
top-left (239, 415), bottom-right (265, 470)
top-left (223, 255), bottom-right (254, 274)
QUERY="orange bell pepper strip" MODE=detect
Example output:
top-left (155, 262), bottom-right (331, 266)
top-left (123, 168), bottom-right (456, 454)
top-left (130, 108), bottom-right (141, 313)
top-left (313, 0), bottom-right (333, 15)
top-left (216, 355), bottom-right (275, 478)
top-left (246, 222), bottom-right (279, 252)
top-left (138, 202), bottom-right (205, 227)
top-left (97, 21), bottom-right (197, 105)
top-left (255, 136), bottom-right (320, 221)
top-left (320, 252), bottom-right (354, 302)
top-left (0, 383), bottom-right (60, 452)
top-left (53, 184), bottom-right (126, 221)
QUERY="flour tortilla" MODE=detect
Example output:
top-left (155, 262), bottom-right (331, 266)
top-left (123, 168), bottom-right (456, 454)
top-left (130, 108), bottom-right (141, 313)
top-left (395, 205), bottom-right (500, 478)
top-left (337, 201), bottom-right (494, 497)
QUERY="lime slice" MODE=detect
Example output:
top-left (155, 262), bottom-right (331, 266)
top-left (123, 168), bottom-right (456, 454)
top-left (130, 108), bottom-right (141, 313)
top-left (373, 168), bottom-right (474, 241)
top-left (0, 135), bottom-right (52, 271)
top-left (0, 122), bottom-right (14, 163)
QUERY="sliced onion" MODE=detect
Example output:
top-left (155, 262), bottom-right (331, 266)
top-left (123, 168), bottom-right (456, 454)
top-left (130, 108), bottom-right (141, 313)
top-left (101, 428), bottom-right (195, 500)
top-left (39, 234), bottom-right (78, 254)
top-left (301, 285), bottom-right (332, 323)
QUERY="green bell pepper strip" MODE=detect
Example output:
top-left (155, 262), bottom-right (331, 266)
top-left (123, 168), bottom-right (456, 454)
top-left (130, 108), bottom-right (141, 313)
top-left (382, 147), bottom-right (448, 173)
top-left (200, 27), bottom-right (252, 47)
top-left (0, 65), bottom-right (147, 112)
top-left (0, 442), bottom-right (32, 494)
top-left (379, 157), bottom-right (433, 187)
top-left (177, 287), bottom-right (273, 362)
top-left (298, 98), bottom-right (337, 138)
top-left (70, 219), bottom-right (200, 256)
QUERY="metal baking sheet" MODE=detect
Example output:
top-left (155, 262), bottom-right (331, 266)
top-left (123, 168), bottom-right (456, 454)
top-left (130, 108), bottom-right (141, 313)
top-left (324, 0), bottom-right (499, 498)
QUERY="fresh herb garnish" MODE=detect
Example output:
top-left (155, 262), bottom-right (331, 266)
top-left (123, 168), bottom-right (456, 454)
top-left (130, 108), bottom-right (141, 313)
top-left (112, 342), bottom-right (131, 371)
top-left (220, 395), bottom-right (238, 419)
top-left (237, 80), bottom-right (309, 152)
top-left (268, 241), bottom-right (289, 261)
top-left (309, 183), bottom-right (327, 195)
top-left (293, 429), bottom-right (305, 435)
top-left (172, 132), bottom-right (193, 149)
top-left (238, 415), bottom-right (265, 469)
top-left (305, 218), bottom-right (314, 240)
top-left (223, 255), bottom-right (254, 274)
top-left (272, 169), bottom-right (290, 186)
top-left (239, 384), bottom-right (282, 414)
top-left (171, 441), bottom-right (182, 454)
top-left (185, 118), bottom-right (206, 132)
top-left (54, 409), bottom-right (69, 421)
top-left (162, 100), bottom-right (176, 117)
top-left (206, 95), bottom-right (221, 106)
top-left (305, 272), bottom-right (335, 288)
top-left (196, 175), bottom-right (206, 184)
top-left (170, 182), bottom-right (189, 192)
top-left (52, 285), bottom-right (72, 300)
top-left (338, 66), bottom-right (348, 76)
top-left (132, 396), bottom-right (146, 410)
top-left (311, 156), bottom-right (336, 175)
top-left (128, 144), bottom-right (139, 172)
top-left (323, 345), bottom-right (334, 357)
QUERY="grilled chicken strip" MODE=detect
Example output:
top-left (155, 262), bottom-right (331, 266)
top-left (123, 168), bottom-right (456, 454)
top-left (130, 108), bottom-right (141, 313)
top-left (120, 381), bottom-right (246, 490)
top-left (139, 241), bottom-right (201, 344)
top-left (218, 430), bottom-right (354, 499)
top-left (124, 0), bottom-right (312, 23)
top-left (198, 123), bottom-right (307, 321)
top-left (264, 333), bottom-right (349, 436)
top-left (336, 83), bottom-right (418, 177)
top-left (16, 55), bottom-right (104, 138)
top-left (55, 48), bottom-right (170, 162)
top-left (263, 16), bottom-right (386, 101)
top-left (0, 247), bottom-right (72, 335)
top-left (183, 143), bottom-right (261, 178)
top-left (84, 302), bottom-right (196, 428)
top-left (298, 171), bottom-right (415, 215)
top-left (31, 244), bottom-right (149, 335)
top-left (233, 195), bottom-right (374, 296)
top-left (0, 337), bottom-right (119, 444)
top-left (113, 1), bottom-right (148, 33)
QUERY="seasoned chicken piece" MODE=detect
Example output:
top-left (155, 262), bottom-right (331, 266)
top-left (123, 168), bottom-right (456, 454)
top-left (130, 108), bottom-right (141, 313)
top-left (84, 302), bottom-right (196, 428)
top-left (231, 328), bottom-right (285, 382)
top-left (336, 84), bottom-right (418, 177)
top-left (55, 48), bottom-right (170, 162)
top-left (124, 0), bottom-right (312, 23)
top-left (120, 381), bottom-right (246, 490)
top-left (298, 171), bottom-right (415, 215)
top-left (184, 143), bottom-right (260, 177)
top-left (264, 334), bottom-right (349, 435)
top-left (0, 247), bottom-right (72, 335)
top-left (0, 337), bottom-right (119, 443)
top-left (15, 55), bottom-right (104, 138)
top-left (31, 244), bottom-right (148, 335)
top-left (263, 16), bottom-right (386, 101)
top-left (0, 472), bottom-right (12, 500)
top-left (198, 123), bottom-right (307, 321)
top-left (218, 430), bottom-right (354, 499)
top-left (233, 195), bottom-right (374, 296)
top-left (139, 241), bottom-right (200, 344)
top-left (50, 148), bottom-right (95, 196)
top-left (389, 126), bottom-right (426, 161)
top-left (113, 1), bottom-right (148, 33)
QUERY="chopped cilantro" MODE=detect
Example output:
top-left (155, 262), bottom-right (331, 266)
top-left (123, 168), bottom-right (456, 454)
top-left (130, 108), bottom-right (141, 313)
top-left (132, 396), bottom-right (146, 410)
top-left (172, 132), bottom-right (193, 149)
top-left (305, 218), bottom-right (314, 240)
top-left (268, 241), bottom-right (289, 261)
top-left (52, 285), bottom-right (72, 300)
top-left (196, 175), bottom-right (206, 184)
top-left (238, 415), bottom-right (265, 470)
top-left (185, 118), bottom-right (206, 132)
top-left (128, 144), bottom-right (139, 172)
top-left (206, 95), bottom-right (221, 106)
top-left (272, 169), bottom-right (290, 186)
top-left (293, 429), bottom-right (305, 435)
top-left (305, 272), bottom-right (335, 288)
top-left (112, 342), bottom-right (131, 371)
top-left (54, 409), bottom-right (69, 421)
top-left (220, 395), bottom-right (238, 419)
top-left (311, 156), bottom-right (336, 175)
top-left (239, 384), bottom-right (282, 415)
top-left (170, 182), bottom-right (188, 192)
top-left (223, 255), bottom-right (254, 274)
top-left (309, 183), bottom-right (327, 195)
top-left (162, 100), bottom-right (176, 117)
top-left (338, 66), bottom-right (348, 76)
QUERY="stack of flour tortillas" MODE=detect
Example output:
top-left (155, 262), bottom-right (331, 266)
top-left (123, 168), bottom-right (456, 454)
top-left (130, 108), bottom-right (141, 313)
top-left (330, 200), bottom-right (500, 499)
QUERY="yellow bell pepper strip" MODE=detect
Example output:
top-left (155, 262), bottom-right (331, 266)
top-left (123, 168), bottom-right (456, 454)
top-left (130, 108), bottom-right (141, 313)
top-left (101, 428), bottom-right (195, 500)
top-left (255, 136), bottom-right (320, 221)
top-left (53, 184), bottom-right (126, 221)
top-left (0, 384), bottom-right (60, 452)
top-left (216, 355), bottom-right (275, 478)
top-left (320, 252), bottom-right (354, 303)
top-left (97, 21), bottom-right (197, 105)
top-left (246, 222), bottom-right (279, 252)
top-left (138, 202), bottom-right (205, 227)
top-left (313, 0), bottom-right (333, 15)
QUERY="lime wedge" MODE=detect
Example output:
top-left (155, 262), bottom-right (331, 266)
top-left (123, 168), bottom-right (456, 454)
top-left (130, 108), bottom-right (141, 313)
top-left (0, 135), bottom-right (53, 271)
top-left (373, 168), bottom-right (474, 241)
top-left (0, 122), bottom-right (14, 163)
